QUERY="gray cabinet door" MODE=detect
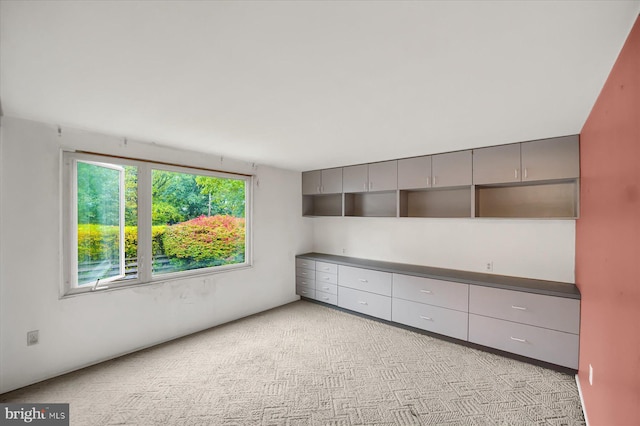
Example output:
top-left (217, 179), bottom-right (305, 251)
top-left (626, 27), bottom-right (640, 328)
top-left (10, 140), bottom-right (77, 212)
top-left (321, 168), bottom-right (343, 193)
top-left (398, 156), bottom-right (432, 189)
top-left (521, 135), bottom-right (579, 181)
top-left (432, 150), bottom-right (472, 188)
top-left (342, 164), bottom-right (368, 193)
top-left (302, 170), bottom-right (321, 195)
top-left (473, 144), bottom-right (521, 185)
top-left (368, 160), bottom-right (397, 191)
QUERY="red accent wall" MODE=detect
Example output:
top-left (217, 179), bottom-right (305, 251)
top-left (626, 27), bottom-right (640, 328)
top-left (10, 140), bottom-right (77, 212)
top-left (577, 14), bottom-right (640, 425)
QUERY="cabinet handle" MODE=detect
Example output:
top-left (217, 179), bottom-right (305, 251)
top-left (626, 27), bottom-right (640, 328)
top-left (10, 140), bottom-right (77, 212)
top-left (514, 169), bottom-right (518, 179)
top-left (369, 181), bottom-right (373, 190)
top-left (322, 286), bottom-right (329, 290)
top-left (358, 301), bottom-right (368, 305)
top-left (427, 177), bottom-right (430, 186)
top-left (324, 276), bottom-right (330, 280)
top-left (511, 305), bottom-right (527, 311)
top-left (323, 267), bottom-right (330, 271)
top-left (301, 291), bottom-right (307, 294)
top-left (419, 315), bottom-right (432, 321)
top-left (420, 289), bottom-right (433, 294)
top-left (322, 297), bottom-right (330, 301)
top-left (510, 336), bottom-right (527, 343)
top-left (363, 182), bottom-right (367, 191)
top-left (524, 168), bottom-right (528, 179)
top-left (433, 176), bottom-right (437, 186)
top-left (359, 279), bottom-right (368, 283)
top-left (321, 185), bottom-right (324, 193)
top-left (301, 272), bottom-right (307, 275)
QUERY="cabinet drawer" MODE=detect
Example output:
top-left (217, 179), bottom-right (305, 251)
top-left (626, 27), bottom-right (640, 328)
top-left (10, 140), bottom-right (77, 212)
top-left (469, 286), bottom-right (580, 334)
top-left (392, 298), bottom-right (468, 340)
top-left (392, 274), bottom-right (469, 312)
top-left (296, 276), bottom-right (315, 289)
top-left (315, 261), bottom-right (338, 274)
top-left (315, 290), bottom-right (337, 305)
top-left (296, 285), bottom-right (315, 299)
top-left (338, 265), bottom-right (392, 296)
top-left (296, 258), bottom-right (316, 270)
top-left (338, 287), bottom-right (391, 321)
top-left (316, 271), bottom-right (338, 285)
top-left (315, 282), bottom-right (337, 295)
top-left (469, 314), bottom-right (579, 369)
top-left (296, 267), bottom-right (315, 279)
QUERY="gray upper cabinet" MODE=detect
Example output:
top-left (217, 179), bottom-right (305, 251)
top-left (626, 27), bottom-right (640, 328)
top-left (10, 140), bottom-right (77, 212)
top-left (521, 135), bottom-right (579, 181)
top-left (398, 156), bottom-right (432, 189)
top-left (473, 135), bottom-right (579, 185)
top-left (302, 168), bottom-right (343, 194)
top-left (302, 170), bottom-right (321, 195)
top-left (473, 144), bottom-right (521, 185)
top-left (368, 160), bottom-right (397, 191)
top-left (320, 168), bottom-right (343, 193)
top-left (432, 150), bottom-right (472, 188)
top-left (343, 164), bottom-right (369, 192)
top-left (343, 161), bottom-right (397, 192)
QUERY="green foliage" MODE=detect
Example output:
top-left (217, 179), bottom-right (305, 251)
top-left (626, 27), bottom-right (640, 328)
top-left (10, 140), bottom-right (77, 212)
top-left (152, 170), bottom-right (209, 225)
top-left (76, 162), bottom-right (121, 226)
top-left (195, 176), bottom-right (245, 217)
top-left (78, 225), bottom-right (166, 261)
top-left (162, 215), bottom-right (245, 269)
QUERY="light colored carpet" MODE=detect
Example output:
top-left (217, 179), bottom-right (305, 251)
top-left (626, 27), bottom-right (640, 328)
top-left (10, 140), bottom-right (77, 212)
top-left (1, 300), bottom-right (585, 425)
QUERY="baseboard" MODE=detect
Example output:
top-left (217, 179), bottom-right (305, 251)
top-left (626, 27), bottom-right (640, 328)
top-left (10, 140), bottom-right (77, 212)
top-left (575, 374), bottom-right (590, 426)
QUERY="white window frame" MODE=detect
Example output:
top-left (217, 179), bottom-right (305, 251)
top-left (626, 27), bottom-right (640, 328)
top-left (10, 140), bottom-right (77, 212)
top-left (62, 151), bottom-right (253, 296)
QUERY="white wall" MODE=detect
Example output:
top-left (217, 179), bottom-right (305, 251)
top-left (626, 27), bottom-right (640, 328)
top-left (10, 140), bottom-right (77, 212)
top-left (0, 117), bottom-right (313, 393)
top-left (312, 216), bottom-right (575, 283)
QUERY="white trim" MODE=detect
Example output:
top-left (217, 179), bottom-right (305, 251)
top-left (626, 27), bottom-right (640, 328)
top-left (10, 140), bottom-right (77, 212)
top-left (575, 374), bottom-right (590, 426)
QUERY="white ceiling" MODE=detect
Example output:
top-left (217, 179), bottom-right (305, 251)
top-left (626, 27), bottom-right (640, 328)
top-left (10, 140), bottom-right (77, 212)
top-left (1, 1), bottom-right (639, 171)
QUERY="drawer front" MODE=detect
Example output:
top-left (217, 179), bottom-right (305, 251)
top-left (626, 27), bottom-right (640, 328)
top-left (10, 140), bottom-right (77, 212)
top-left (296, 284), bottom-right (315, 299)
top-left (296, 267), bottom-right (315, 279)
top-left (393, 274), bottom-right (469, 312)
top-left (315, 290), bottom-right (338, 305)
top-left (315, 282), bottom-right (337, 295)
top-left (315, 261), bottom-right (338, 275)
top-left (296, 276), bottom-right (315, 289)
top-left (296, 258), bottom-right (316, 270)
top-left (338, 286), bottom-right (392, 321)
top-left (469, 286), bottom-right (580, 334)
top-left (316, 271), bottom-right (338, 285)
top-left (392, 298), bottom-right (468, 340)
top-left (469, 314), bottom-right (579, 369)
top-left (338, 265), bottom-right (392, 296)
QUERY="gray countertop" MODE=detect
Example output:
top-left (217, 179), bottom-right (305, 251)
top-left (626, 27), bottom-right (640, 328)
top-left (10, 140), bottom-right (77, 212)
top-left (296, 252), bottom-right (581, 299)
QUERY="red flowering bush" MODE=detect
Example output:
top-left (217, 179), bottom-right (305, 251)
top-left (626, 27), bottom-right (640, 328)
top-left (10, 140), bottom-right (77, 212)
top-left (162, 215), bottom-right (245, 268)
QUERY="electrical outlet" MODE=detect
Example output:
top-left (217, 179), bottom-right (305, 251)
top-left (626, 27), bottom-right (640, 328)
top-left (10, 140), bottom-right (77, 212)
top-left (589, 364), bottom-right (593, 385)
top-left (27, 330), bottom-right (39, 346)
top-left (485, 261), bottom-right (493, 272)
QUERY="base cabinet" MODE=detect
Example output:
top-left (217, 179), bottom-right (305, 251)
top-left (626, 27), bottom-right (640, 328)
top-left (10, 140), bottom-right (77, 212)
top-left (392, 298), bottom-right (468, 341)
top-left (468, 314), bottom-right (579, 369)
top-left (296, 254), bottom-right (580, 370)
top-left (338, 286), bottom-right (392, 321)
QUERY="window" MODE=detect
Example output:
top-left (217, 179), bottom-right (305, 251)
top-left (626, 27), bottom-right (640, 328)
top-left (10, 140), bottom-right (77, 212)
top-left (63, 152), bottom-right (251, 295)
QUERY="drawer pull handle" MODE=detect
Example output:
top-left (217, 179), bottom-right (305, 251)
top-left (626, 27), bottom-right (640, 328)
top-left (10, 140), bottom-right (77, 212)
top-left (358, 301), bottom-right (368, 305)
top-left (301, 291), bottom-right (307, 294)
top-left (301, 272), bottom-right (307, 275)
top-left (324, 277), bottom-right (330, 280)
top-left (323, 267), bottom-right (330, 271)
top-left (322, 297), bottom-right (329, 301)
top-left (511, 305), bottom-right (527, 311)
top-left (322, 286), bottom-right (330, 290)
top-left (420, 290), bottom-right (433, 294)
top-left (419, 315), bottom-right (433, 321)
top-left (359, 279), bottom-right (368, 283)
top-left (510, 336), bottom-right (527, 343)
